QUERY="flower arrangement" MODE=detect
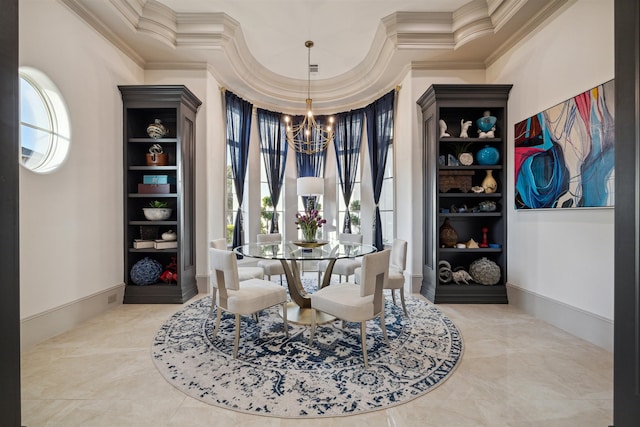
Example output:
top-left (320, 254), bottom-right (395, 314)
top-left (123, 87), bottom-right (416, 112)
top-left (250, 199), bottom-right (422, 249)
top-left (295, 209), bottom-right (326, 242)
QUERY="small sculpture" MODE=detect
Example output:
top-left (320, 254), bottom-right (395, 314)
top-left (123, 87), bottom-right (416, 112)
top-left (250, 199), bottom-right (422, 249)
top-left (438, 260), bottom-right (453, 284)
top-left (479, 226), bottom-right (489, 248)
top-left (477, 110), bottom-right (497, 138)
top-left (147, 119), bottom-right (168, 139)
top-left (459, 120), bottom-right (472, 138)
top-left (439, 119), bottom-right (450, 138)
top-left (466, 238), bottom-right (479, 248)
top-left (452, 269), bottom-right (473, 285)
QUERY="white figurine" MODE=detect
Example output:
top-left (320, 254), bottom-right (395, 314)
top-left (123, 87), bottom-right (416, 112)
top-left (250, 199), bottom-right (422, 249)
top-left (439, 119), bottom-right (450, 138)
top-left (459, 120), bottom-right (472, 138)
top-left (478, 127), bottom-right (496, 138)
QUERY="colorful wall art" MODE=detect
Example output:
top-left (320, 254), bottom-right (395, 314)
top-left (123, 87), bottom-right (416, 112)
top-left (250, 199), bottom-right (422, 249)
top-left (514, 80), bottom-right (614, 209)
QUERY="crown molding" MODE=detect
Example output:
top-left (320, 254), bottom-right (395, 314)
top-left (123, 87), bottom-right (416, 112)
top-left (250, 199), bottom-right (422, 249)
top-left (485, 0), bottom-right (571, 66)
top-left (60, 0), bottom-right (146, 67)
top-left (61, 0), bottom-right (570, 112)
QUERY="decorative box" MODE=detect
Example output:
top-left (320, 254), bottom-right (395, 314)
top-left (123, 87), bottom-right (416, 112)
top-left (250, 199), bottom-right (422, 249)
top-left (143, 175), bottom-right (168, 184)
top-left (138, 183), bottom-right (170, 194)
top-left (146, 153), bottom-right (168, 166)
top-left (438, 170), bottom-right (475, 193)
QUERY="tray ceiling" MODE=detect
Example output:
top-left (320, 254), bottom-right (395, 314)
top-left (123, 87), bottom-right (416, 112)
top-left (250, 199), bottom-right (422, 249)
top-left (60, 0), bottom-right (568, 112)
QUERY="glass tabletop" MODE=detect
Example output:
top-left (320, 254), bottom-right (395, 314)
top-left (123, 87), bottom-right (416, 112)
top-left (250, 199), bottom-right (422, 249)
top-left (234, 241), bottom-right (377, 261)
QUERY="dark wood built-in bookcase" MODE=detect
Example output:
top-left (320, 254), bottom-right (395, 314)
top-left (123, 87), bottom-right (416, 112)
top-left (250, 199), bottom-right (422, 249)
top-left (119, 85), bottom-right (201, 303)
top-left (418, 84), bottom-right (512, 303)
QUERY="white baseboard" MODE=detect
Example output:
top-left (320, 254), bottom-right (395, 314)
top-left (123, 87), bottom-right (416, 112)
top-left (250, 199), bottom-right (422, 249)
top-left (506, 283), bottom-right (613, 352)
top-left (196, 274), bottom-right (210, 295)
top-left (21, 283), bottom-right (125, 351)
top-left (409, 273), bottom-right (422, 294)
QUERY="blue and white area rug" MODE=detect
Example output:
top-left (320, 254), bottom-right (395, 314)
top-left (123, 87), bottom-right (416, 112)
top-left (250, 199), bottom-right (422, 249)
top-left (152, 293), bottom-right (463, 418)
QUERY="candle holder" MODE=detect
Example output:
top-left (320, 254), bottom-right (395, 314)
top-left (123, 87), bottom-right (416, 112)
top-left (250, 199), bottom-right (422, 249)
top-left (479, 226), bottom-right (489, 248)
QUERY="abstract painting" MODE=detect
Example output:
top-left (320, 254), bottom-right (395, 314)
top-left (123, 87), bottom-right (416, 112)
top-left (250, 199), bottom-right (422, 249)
top-left (514, 80), bottom-right (614, 209)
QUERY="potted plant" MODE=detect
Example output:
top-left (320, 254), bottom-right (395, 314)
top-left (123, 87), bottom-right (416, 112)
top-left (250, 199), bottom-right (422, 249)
top-left (143, 200), bottom-right (172, 221)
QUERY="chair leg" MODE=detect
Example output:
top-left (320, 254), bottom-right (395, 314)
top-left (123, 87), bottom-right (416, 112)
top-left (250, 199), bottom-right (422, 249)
top-left (391, 289), bottom-right (397, 306)
top-left (380, 310), bottom-right (389, 344)
top-left (233, 314), bottom-right (241, 358)
top-left (282, 302), bottom-right (289, 337)
top-left (212, 306), bottom-right (222, 340)
top-left (360, 321), bottom-right (368, 369)
top-left (253, 312), bottom-right (259, 322)
top-left (280, 274), bottom-right (283, 285)
top-left (399, 287), bottom-right (408, 317)
top-left (309, 309), bottom-right (316, 346)
top-left (317, 270), bottom-right (322, 285)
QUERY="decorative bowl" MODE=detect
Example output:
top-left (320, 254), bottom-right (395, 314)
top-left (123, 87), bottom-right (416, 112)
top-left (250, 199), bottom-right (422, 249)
top-left (478, 201), bottom-right (497, 212)
top-left (143, 208), bottom-right (172, 221)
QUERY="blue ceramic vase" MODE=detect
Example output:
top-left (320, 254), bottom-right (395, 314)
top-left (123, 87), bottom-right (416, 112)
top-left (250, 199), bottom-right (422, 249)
top-left (476, 145), bottom-right (500, 165)
top-left (476, 111), bottom-right (497, 132)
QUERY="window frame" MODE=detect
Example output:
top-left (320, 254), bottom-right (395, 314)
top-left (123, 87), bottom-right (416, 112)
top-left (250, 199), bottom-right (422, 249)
top-left (19, 67), bottom-right (71, 174)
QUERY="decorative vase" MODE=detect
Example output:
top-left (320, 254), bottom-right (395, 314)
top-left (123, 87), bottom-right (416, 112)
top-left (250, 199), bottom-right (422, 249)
top-left (439, 218), bottom-right (458, 248)
top-left (476, 111), bottom-right (497, 132)
top-left (476, 145), bottom-right (500, 165)
top-left (147, 119), bottom-right (168, 139)
top-left (481, 170), bottom-right (498, 194)
top-left (130, 257), bottom-right (163, 286)
top-left (469, 257), bottom-right (501, 285)
top-left (301, 226), bottom-right (317, 243)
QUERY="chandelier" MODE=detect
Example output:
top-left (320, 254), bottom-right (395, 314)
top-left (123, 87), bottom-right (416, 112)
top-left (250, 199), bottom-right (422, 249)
top-left (284, 41), bottom-right (334, 154)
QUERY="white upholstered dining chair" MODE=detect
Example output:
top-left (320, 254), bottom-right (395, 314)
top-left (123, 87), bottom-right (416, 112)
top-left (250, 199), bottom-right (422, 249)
top-left (209, 238), bottom-right (264, 315)
top-left (309, 249), bottom-right (390, 368)
top-left (354, 238), bottom-right (408, 316)
top-left (209, 247), bottom-right (288, 358)
top-left (256, 233), bottom-right (285, 284)
top-left (317, 233), bottom-right (363, 283)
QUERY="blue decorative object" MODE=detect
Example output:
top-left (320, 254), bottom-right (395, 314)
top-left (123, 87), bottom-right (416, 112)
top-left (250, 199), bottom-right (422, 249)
top-left (130, 257), bottom-right (163, 285)
top-left (476, 145), bottom-right (500, 165)
top-left (476, 110), bottom-right (497, 132)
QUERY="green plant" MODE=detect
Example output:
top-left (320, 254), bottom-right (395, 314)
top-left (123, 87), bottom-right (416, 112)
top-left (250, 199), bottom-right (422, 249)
top-left (260, 196), bottom-right (274, 233)
top-left (148, 200), bottom-right (169, 208)
top-left (450, 141), bottom-right (473, 157)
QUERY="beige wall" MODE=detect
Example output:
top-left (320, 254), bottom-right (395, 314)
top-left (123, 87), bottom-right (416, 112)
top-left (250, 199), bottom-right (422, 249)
top-left (486, 0), bottom-right (615, 321)
top-left (19, 0), bottom-right (142, 319)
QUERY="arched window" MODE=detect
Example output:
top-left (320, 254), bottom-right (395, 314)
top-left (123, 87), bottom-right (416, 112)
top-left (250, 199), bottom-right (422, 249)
top-left (19, 67), bottom-right (71, 173)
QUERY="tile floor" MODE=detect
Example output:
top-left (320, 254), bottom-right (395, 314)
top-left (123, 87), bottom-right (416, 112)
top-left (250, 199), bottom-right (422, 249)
top-left (21, 289), bottom-right (613, 427)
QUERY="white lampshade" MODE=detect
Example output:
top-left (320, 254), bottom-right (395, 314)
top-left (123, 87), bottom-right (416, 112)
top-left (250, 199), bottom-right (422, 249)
top-left (297, 177), bottom-right (324, 196)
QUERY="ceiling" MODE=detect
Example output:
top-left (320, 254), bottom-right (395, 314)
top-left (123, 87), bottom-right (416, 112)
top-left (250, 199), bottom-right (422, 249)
top-left (60, 0), bottom-right (568, 113)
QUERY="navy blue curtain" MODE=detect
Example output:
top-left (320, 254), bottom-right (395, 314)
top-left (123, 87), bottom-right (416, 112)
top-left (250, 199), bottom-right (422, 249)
top-left (257, 108), bottom-right (288, 233)
top-left (334, 109), bottom-right (364, 233)
top-left (365, 90), bottom-right (395, 250)
top-left (224, 91), bottom-right (253, 250)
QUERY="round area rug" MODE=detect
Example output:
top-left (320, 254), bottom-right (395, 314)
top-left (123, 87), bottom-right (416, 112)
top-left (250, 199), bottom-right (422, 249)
top-left (152, 294), bottom-right (463, 418)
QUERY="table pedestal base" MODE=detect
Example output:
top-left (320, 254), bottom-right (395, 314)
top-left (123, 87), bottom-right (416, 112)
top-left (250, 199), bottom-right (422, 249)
top-left (279, 302), bottom-right (335, 325)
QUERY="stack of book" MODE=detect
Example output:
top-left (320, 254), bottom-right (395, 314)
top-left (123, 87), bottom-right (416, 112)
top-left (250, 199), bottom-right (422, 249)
top-left (154, 239), bottom-right (177, 249)
top-left (133, 239), bottom-right (155, 249)
top-left (133, 239), bottom-right (178, 249)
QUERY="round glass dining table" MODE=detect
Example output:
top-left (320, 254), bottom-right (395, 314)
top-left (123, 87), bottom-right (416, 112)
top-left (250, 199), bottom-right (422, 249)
top-left (234, 240), bottom-right (376, 324)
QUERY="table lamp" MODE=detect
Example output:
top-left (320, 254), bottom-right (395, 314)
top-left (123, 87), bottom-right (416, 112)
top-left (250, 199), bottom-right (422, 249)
top-left (297, 177), bottom-right (324, 212)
